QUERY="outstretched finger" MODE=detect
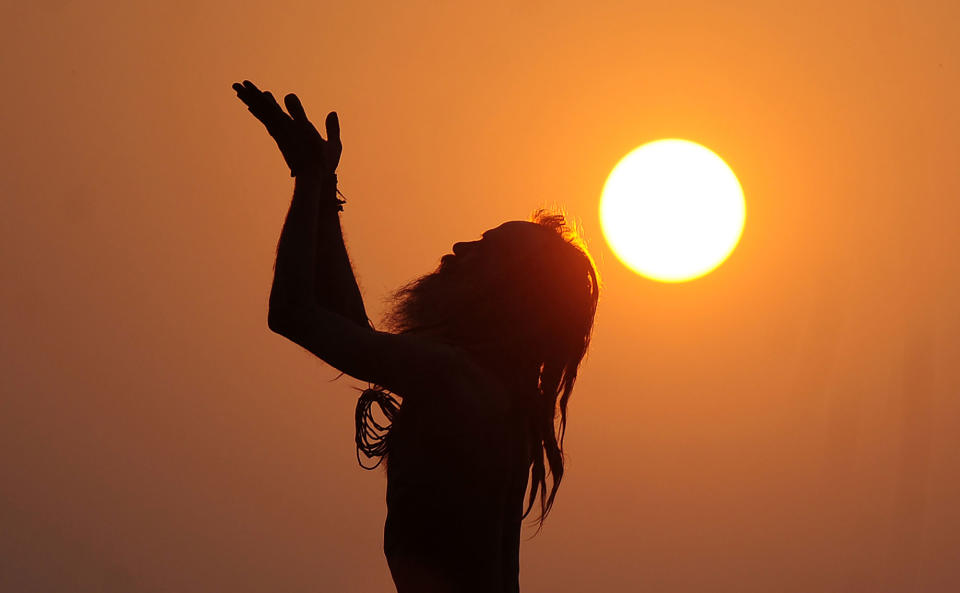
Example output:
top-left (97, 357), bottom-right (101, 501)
top-left (233, 80), bottom-right (264, 102)
top-left (259, 91), bottom-right (286, 122)
top-left (235, 85), bottom-right (290, 131)
top-left (284, 93), bottom-right (323, 140)
top-left (283, 93), bottom-right (309, 122)
top-left (232, 82), bottom-right (253, 101)
top-left (325, 111), bottom-right (340, 146)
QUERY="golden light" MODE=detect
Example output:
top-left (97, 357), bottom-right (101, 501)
top-left (599, 139), bottom-right (745, 283)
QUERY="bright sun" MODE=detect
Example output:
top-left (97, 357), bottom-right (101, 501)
top-left (599, 139), bottom-right (745, 283)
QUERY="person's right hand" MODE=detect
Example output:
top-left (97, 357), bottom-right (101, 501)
top-left (232, 80), bottom-right (341, 178)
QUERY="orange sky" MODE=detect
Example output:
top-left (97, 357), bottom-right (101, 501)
top-left (2, 1), bottom-right (958, 591)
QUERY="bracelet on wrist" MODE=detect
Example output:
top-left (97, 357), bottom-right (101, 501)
top-left (303, 172), bottom-right (346, 212)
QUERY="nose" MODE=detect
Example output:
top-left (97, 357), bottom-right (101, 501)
top-left (452, 240), bottom-right (479, 257)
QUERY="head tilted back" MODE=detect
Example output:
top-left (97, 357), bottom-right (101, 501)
top-left (375, 209), bottom-right (600, 526)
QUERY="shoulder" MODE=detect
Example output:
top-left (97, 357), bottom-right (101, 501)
top-left (385, 338), bottom-right (509, 415)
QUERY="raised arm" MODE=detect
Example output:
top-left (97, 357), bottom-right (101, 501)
top-left (233, 80), bottom-right (369, 327)
top-left (232, 80), bottom-right (459, 396)
top-left (312, 181), bottom-right (370, 328)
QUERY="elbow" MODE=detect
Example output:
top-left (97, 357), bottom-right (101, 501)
top-left (268, 307), bottom-right (295, 337)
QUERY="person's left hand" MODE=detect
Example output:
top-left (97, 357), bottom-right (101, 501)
top-left (232, 79), bottom-right (341, 178)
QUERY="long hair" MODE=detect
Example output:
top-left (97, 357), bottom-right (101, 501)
top-left (358, 209), bottom-right (600, 527)
top-left (517, 211), bottom-right (599, 527)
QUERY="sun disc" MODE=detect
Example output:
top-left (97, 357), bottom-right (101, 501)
top-left (599, 139), bottom-right (745, 282)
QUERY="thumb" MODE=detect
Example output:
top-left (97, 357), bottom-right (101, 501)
top-left (325, 111), bottom-right (341, 145)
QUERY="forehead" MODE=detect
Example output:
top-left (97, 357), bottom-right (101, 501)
top-left (481, 220), bottom-right (546, 244)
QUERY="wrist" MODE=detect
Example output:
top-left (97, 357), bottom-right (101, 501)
top-left (294, 171), bottom-right (345, 212)
top-left (296, 170), bottom-right (337, 186)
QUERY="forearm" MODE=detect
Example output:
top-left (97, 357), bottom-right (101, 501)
top-left (313, 185), bottom-right (370, 328)
top-left (269, 174), bottom-right (331, 314)
top-left (269, 173), bottom-right (370, 329)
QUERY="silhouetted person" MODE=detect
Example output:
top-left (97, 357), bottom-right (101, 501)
top-left (233, 80), bottom-right (599, 593)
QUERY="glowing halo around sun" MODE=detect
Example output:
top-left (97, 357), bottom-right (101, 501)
top-left (599, 139), bottom-right (745, 283)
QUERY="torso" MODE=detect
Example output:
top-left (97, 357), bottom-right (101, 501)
top-left (383, 355), bottom-right (531, 593)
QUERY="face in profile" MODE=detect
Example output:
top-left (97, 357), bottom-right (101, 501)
top-left (387, 216), bottom-right (598, 369)
top-left (438, 221), bottom-right (556, 275)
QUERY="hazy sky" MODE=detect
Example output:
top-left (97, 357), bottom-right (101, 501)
top-left (2, 1), bottom-right (958, 591)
